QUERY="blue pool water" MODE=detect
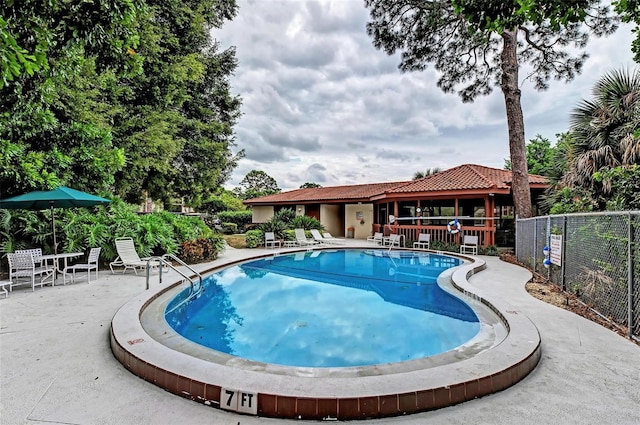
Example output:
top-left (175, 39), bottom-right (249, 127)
top-left (165, 249), bottom-right (480, 368)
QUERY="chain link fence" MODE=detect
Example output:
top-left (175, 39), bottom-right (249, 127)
top-left (516, 212), bottom-right (640, 342)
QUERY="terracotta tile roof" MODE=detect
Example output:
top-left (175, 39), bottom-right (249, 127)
top-left (243, 164), bottom-right (549, 204)
top-left (244, 181), bottom-right (409, 205)
top-left (387, 164), bottom-right (549, 194)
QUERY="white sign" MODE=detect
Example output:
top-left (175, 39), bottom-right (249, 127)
top-left (550, 235), bottom-right (562, 266)
top-left (220, 388), bottom-right (258, 415)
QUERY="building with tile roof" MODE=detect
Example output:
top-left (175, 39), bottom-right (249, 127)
top-left (244, 164), bottom-right (549, 247)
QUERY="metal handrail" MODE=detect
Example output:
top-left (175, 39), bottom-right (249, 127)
top-left (145, 255), bottom-right (203, 296)
top-left (162, 253), bottom-right (203, 293)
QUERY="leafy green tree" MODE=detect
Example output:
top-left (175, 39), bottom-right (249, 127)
top-left (548, 186), bottom-right (594, 214)
top-left (199, 189), bottom-right (245, 214)
top-left (0, 52), bottom-right (127, 198)
top-left (594, 165), bottom-right (640, 210)
top-left (509, 132), bottom-right (573, 212)
top-left (562, 68), bottom-right (640, 208)
top-left (413, 168), bottom-right (442, 180)
top-left (504, 134), bottom-right (569, 179)
top-left (614, 0), bottom-right (640, 62)
top-left (110, 0), bottom-right (243, 206)
top-left (300, 182), bottom-right (322, 188)
top-left (519, 135), bottom-right (553, 176)
top-left (546, 132), bottom-right (573, 184)
top-left (0, 0), bottom-right (142, 88)
top-left (234, 170), bottom-right (281, 200)
top-left (0, 0), bottom-right (143, 197)
top-left (365, 0), bottom-right (616, 218)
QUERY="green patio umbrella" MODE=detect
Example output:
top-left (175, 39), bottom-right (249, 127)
top-left (0, 186), bottom-right (112, 254)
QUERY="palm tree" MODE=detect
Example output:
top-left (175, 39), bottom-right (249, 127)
top-left (563, 68), bottom-right (640, 204)
top-left (413, 167), bottom-right (442, 180)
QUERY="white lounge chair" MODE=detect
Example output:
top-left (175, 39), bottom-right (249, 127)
top-left (294, 228), bottom-right (318, 246)
top-left (309, 229), bottom-right (327, 245)
top-left (7, 252), bottom-right (54, 291)
top-left (322, 232), bottom-right (345, 244)
top-left (367, 232), bottom-right (383, 245)
top-left (413, 233), bottom-right (430, 250)
top-left (64, 247), bottom-right (101, 284)
top-left (264, 232), bottom-right (281, 249)
top-left (460, 235), bottom-right (479, 255)
top-left (384, 233), bottom-right (402, 247)
top-left (109, 237), bottom-right (161, 275)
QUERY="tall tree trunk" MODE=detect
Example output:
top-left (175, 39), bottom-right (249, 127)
top-left (500, 29), bottom-right (532, 219)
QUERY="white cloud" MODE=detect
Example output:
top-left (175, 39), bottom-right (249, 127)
top-left (215, 1), bottom-right (637, 191)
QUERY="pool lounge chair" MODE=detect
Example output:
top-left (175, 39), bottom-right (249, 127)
top-left (309, 229), bottom-right (328, 245)
top-left (460, 235), bottom-right (479, 255)
top-left (413, 233), bottom-right (430, 250)
top-left (322, 232), bottom-right (345, 244)
top-left (109, 237), bottom-right (161, 275)
top-left (384, 233), bottom-right (402, 247)
top-left (294, 228), bottom-right (318, 246)
top-left (264, 232), bottom-right (281, 249)
top-left (367, 232), bottom-right (383, 245)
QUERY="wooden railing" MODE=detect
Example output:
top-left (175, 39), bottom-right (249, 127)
top-left (372, 224), bottom-right (494, 247)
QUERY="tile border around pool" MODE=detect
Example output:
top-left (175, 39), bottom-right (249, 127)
top-left (110, 248), bottom-right (541, 420)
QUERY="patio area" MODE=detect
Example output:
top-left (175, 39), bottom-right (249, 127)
top-left (1, 243), bottom-right (639, 424)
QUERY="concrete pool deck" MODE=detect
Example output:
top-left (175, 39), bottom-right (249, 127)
top-left (1, 243), bottom-right (639, 424)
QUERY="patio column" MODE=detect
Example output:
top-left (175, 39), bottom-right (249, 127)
top-left (393, 201), bottom-right (399, 233)
top-left (485, 195), bottom-right (495, 246)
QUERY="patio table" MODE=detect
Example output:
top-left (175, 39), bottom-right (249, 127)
top-left (36, 252), bottom-right (83, 285)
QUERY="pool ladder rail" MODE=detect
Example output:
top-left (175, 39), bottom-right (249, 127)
top-left (145, 254), bottom-right (203, 297)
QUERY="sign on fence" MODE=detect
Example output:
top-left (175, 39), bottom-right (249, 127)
top-left (550, 235), bottom-right (562, 266)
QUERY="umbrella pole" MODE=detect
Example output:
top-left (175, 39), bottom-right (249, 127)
top-left (50, 202), bottom-right (57, 255)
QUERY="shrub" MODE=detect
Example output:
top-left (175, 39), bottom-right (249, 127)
top-left (480, 245), bottom-right (500, 256)
top-left (282, 229), bottom-right (297, 242)
top-left (178, 236), bottom-right (225, 264)
top-left (221, 222), bottom-right (238, 234)
top-left (429, 240), bottom-right (460, 253)
top-left (217, 210), bottom-right (253, 231)
top-left (290, 215), bottom-right (323, 230)
top-left (245, 230), bottom-right (264, 248)
top-left (430, 240), bottom-right (448, 251)
top-left (273, 208), bottom-right (296, 225)
top-left (179, 240), bottom-right (204, 263)
top-left (1, 197), bottom-right (224, 265)
top-left (258, 217), bottom-right (288, 240)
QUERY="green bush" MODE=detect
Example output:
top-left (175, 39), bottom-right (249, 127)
top-left (273, 208), bottom-right (296, 225)
top-left (258, 217), bottom-right (288, 240)
top-left (0, 197), bottom-right (223, 264)
top-left (430, 240), bottom-right (460, 253)
top-left (290, 215), bottom-right (323, 230)
top-left (282, 229), bottom-right (297, 242)
top-left (480, 245), bottom-right (499, 256)
top-left (245, 230), bottom-right (264, 248)
top-left (221, 222), bottom-right (238, 234)
top-left (217, 210), bottom-right (253, 231)
top-left (178, 236), bottom-right (225, 264)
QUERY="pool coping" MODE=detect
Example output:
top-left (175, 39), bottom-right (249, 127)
top-left (110, 248), bottom-right (541, 420)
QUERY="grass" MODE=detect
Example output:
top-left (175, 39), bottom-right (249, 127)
top-left (223, 234), bottom-right (246, 249)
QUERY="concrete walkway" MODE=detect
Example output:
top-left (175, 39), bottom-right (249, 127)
top-left (1, 248), bottom-right (639, 425)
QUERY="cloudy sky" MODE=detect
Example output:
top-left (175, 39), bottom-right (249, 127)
top-left (214, 0), bottom-right (636, 192)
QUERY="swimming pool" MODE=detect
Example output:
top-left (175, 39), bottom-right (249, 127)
top-left (164, 250), bottom-right (479, 368)
top-left (111, 246), bottom-right (541, 420)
